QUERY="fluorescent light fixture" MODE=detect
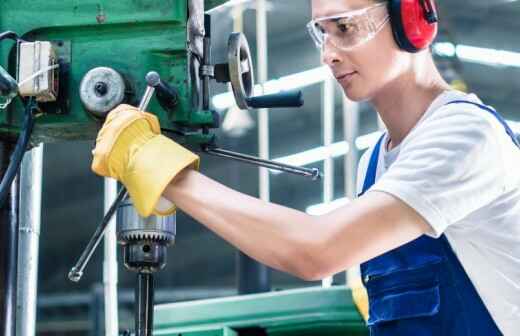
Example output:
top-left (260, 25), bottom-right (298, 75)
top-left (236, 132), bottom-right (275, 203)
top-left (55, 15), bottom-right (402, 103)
top-left (206, 0), bottom-right (253, 13)
top-left (212, 66), bottom-right (331, 110)
top-left (272, 141), bottom-right (349, 171)
top-left (306, 197), bottom-right (351, 216)
top-left (456, 45), bottom-right (520, 68)
top-left (432, 42), bottom-right (456, 57)
top-left (212, 91), bottom-right (238, 110)
top-left (263, 66), bottom-right (331, 94)
top-left (433, 42), bottom-right (520, 68)
top-left (270, 131), bottom-right (382, 171)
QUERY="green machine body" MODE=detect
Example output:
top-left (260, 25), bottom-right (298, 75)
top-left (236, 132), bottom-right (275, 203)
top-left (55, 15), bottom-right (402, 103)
top-left (0, 0), bottom-right (227, 144)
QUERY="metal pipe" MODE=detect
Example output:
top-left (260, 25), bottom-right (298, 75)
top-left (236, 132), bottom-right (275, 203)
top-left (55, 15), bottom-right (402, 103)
top-left (16, 144), bottom-right (43, 336)
top-left (103, 178), bottom-right (119, 336)
top-left (321, 76), bottom-right (335, 288)
top-left (0, 141), bottom-right (19, 336)
top-left (235, 0), bottom-right (271, 294)
top-left (89, 284), bottom-right (104, 336)
top-left (343, 97), bottom-right (360, 199)
top-left (343, 97), bottom-right (361, 288)
top-left (237, 253), bottom-right (270, 295)
top-left (135, 273), bottom-right (154, 336)
top-left (202, 14), bottom-right (211, 111)
top-left (256, 0), bottom-right (270, 202)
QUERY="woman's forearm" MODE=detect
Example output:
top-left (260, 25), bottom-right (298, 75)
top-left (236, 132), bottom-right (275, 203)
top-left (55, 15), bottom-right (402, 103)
top-left (163, 169), bottom-right (325, 280)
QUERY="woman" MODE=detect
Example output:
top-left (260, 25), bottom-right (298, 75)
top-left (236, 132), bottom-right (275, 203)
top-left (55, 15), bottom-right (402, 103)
top-left (91, 0), bottom-right (520, 334)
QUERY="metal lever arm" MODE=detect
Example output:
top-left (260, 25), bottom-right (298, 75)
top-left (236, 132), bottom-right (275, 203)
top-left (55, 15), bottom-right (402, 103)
top-left (69, 71), bottom-right (159, 282)
top-left (68, 188), bottom-right (128, 282)
top-left (203, 146), bottom-right (322, 180)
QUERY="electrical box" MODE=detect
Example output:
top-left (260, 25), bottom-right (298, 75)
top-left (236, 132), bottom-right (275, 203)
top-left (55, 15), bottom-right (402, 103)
top-left (17, 41), bottom-right (59, 102)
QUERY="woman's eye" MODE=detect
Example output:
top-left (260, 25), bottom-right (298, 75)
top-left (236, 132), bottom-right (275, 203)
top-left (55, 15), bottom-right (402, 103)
top-left (337, 22), bottom-right (354, 33)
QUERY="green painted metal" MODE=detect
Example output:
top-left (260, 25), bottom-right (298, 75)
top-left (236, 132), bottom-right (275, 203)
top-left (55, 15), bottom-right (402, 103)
top-left (0, 0), bottom-right (217, 143)
top-left (154, 286), bottom-right (369, 336)
top-left (157, 326), bottom-right (238, 336)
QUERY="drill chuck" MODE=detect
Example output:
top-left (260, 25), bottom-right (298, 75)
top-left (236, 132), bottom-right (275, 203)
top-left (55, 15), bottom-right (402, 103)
top-left (116, 199), bottom-right (176, 244)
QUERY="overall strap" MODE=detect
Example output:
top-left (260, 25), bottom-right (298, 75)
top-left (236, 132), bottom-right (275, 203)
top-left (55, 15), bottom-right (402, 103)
top-left (359, 134), bottom-right (385, 197)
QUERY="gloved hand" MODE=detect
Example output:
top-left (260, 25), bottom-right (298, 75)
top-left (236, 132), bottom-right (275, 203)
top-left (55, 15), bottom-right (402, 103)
top-left (91, 104), bottom-right (200, 217)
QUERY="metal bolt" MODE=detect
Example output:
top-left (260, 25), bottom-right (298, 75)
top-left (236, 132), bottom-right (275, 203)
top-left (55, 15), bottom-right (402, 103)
top-left (94, 82), bottom-right (108, 97)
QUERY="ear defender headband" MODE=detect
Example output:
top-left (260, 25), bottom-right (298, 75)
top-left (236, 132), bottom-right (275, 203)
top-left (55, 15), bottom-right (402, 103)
top-left (389, 0), bottom-right (439, 53)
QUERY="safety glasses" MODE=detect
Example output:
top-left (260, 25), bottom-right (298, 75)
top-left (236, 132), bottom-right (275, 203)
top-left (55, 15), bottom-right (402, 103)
top-left (307, 2), bottom-right (390, 52)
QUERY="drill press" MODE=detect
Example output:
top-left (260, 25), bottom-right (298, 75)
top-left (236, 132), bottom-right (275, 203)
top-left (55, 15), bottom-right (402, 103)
top-left (69, 28), bottom-right (319, 334)
top-left (0, 1), bottom-right (319, 334)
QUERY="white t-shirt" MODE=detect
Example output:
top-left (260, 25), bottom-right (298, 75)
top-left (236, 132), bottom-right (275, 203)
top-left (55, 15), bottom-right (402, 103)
top-left (357, 90), bottom-right (520, 336)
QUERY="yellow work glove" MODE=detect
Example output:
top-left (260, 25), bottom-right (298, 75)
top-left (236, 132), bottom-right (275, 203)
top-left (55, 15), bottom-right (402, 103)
top-left (91, 104), bottom-right (200, 217)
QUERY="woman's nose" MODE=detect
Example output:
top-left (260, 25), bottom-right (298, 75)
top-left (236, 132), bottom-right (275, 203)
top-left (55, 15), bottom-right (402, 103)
top-left (321, 39), bottom-right (342, 66)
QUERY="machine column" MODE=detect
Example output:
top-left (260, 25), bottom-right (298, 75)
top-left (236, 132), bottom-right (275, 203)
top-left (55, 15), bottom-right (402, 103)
top-left (0, 141), bottom-right (19, 336)
top-left (16, 144), bottom-right (43, 336)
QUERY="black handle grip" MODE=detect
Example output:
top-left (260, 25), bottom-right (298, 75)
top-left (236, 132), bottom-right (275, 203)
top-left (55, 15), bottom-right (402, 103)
top-left (245, 90), bottom-right (304, 109)
top-left (145, 71), bottom-right (179, 112)
top-left (155, 80), bottom-right (180, 112)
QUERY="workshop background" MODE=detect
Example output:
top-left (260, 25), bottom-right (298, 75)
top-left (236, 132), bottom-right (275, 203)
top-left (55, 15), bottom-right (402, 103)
top-left (28, 0), bottom-right (520, 334)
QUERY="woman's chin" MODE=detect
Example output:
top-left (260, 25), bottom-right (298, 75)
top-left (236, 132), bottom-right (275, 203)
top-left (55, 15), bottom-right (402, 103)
top-left (342, 86), bottom-right (371, 103)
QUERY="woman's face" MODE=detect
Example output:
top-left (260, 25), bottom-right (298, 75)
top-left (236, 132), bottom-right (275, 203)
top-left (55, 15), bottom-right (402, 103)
top-left (311, 0), bottom-right (412, 102)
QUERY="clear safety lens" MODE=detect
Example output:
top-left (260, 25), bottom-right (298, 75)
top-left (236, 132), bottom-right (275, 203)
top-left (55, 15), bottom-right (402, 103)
top-left (307, 2), bottom-right (390, 51)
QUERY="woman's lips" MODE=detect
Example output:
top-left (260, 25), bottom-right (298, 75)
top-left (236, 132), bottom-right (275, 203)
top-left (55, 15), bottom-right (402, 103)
top-left (336, 71), bottom-right (357, 84)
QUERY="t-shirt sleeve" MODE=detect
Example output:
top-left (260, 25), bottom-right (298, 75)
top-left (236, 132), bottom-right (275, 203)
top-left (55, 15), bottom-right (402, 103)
top-left (370, 105), bottom-right (509, 237)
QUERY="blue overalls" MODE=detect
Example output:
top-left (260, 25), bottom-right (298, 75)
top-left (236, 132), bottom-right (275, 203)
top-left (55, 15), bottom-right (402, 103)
top-left (359, 101), bottom-right (519, 335)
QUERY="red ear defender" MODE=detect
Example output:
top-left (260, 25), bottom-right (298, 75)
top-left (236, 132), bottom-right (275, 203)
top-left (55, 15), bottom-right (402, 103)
top-left (389, 0), bottom-right (439, 53)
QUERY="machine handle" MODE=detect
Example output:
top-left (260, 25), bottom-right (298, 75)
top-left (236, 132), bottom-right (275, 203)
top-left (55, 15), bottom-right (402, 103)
top-left (69, 71), bottom-right (160, 283)
top-left (68, 188), bottom-right (128, 282)
top-left (145, 71), bottom-right (179, 112)
top-left (245, 90), bottom-right (303, 109)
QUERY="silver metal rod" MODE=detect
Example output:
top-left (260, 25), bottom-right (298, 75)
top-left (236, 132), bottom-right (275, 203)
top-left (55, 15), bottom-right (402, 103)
top-left (256, 0), bottom-right (270, 203)
top-left (135, 273), bottom-right (154, 336)
top-left (204, 147), bottom-right (321, 180)
top-left (343, 96), bottom-right (360, 199)
top-left (103, 178), bottom-right (119, 336)
top-left (68, 188), bottom-right (128, 282)
top-left (16, 144), bottom-right (43, 336)
top-left (321, 76), bottom-right (335, 288)
top-left (343, 96), bottom-right (361, 289)
top-left (139, 86), bottom-right (155, 111)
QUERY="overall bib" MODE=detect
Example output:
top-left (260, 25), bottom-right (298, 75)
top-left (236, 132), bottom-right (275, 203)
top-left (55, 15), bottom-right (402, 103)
top-left (359, 101), bottom-right (518, 335)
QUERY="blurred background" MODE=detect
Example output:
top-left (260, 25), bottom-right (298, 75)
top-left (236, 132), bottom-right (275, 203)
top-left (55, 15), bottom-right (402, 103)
top-left (35, 0), bottom-right (520, 334)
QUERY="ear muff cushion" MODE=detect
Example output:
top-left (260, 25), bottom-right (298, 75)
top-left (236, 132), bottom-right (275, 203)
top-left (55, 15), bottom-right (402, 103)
top-left (389, 0), bottom-right (438, 53)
